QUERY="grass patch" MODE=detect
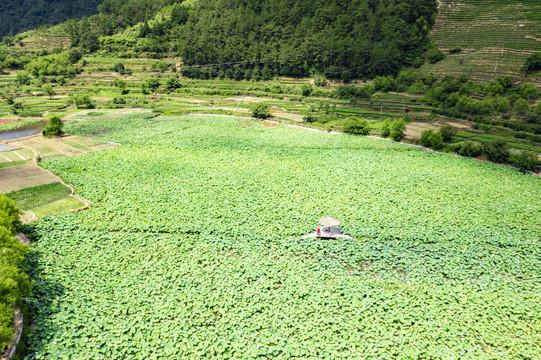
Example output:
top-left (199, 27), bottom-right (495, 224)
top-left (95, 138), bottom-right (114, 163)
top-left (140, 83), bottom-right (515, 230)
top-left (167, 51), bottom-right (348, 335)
top-left (0, 160), bottom-right (32, 171)
top-left (7, 182), bottom-right (70, 209)
top-left (33, 197), bottom-right (85, 217)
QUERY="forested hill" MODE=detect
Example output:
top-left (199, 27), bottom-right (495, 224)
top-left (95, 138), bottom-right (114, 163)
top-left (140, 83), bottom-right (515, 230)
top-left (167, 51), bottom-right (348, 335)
top-left (0, 0), bottom-right (102, 38)
top-left (177, 0), bottom-right (438, 80)
top-left (0, 0), bottom-right (182, 39)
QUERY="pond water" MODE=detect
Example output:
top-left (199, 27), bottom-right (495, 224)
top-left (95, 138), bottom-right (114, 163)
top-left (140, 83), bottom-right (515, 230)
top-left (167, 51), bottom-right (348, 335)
top-left (0, 145), bottom-right (15, 151)
top-left (0, 120), bottom-right (48, 141)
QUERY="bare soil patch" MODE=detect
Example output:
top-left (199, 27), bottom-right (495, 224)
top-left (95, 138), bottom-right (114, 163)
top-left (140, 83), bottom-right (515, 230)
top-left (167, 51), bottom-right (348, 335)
top-left (0, 167), bottom-right (58, 193)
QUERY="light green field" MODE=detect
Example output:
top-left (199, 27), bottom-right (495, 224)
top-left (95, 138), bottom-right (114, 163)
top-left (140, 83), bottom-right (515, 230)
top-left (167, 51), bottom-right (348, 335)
top-left (32, 196), bottom-right (85, 217)
top-left (6, 182), bottom-right (70, 209)
top-left (25, 115), bottom-right (541, 359)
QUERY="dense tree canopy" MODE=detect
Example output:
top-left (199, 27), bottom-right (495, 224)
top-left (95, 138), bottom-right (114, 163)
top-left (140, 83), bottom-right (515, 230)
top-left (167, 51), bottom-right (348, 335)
top-left (0, 0), bottom-right (102, 37)
top-left (176, 0), bottom-right (438, 79)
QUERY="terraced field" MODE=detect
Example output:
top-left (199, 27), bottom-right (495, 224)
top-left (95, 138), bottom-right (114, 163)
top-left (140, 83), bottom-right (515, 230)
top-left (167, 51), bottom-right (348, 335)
top-left (23, 115), bottom-right (541, 359)
top-left (425, 0), bottom-right (541, 83)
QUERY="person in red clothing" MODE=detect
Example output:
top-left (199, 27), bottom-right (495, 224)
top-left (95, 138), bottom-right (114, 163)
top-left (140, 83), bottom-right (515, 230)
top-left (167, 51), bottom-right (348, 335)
top-left (317, 226), bottom-right (321, 236)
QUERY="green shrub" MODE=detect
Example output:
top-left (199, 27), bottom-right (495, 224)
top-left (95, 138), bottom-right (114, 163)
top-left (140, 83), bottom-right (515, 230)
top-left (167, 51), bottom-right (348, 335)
top-left (165, 77), bottom-right (182, 92)
top-left (508, 151), bottom-right (540, 173)
top-left (147, 78), bottom-right (160, 92)
top-left (482, 139), bottom-right (509, 163)
top-left (0, 196), bottom-right (20, 235)
top-left (513, 98), bottom-right (530, 117)
top-left (456, 141), bottom-right (482, 157)
top-left (343, 117), bottom-right (370, 135)
top-left (428, 49), bottom-right (446, 64)
top-left (73, 94), bottom-right (94, 109)
top-left (113, 62), bottom-right (125, 74)
top-left (42, 116), bottom-right (64, 138)
top-left (301, 84), bottom-right (312, 97)
top-left (42, 84), bottom-right (55, 99)
top-left (336, 85), bottom-right (371, 99)
top-left (380, 118), bottom-right (391, 138)
top-left (0, 193), bottom-right (29, 351)
top-left (251, 103), bottom-right (271, 119)
top-left (303, 115), bottom-right (316, 123)
top-left (390, 119), bottom-right (406, 142)
top-left (524, 53), bottom-right (541, 72)
top-left (440, 124), bottom-right (457, 142)
top-left (15, 71), bottom-right (31, 85)
top-left (313, 74), bottom-right (327, 87)
top-left (420, 129), bottom-right (443, 149)
top-left (113, 78), bottom-right (128, 94)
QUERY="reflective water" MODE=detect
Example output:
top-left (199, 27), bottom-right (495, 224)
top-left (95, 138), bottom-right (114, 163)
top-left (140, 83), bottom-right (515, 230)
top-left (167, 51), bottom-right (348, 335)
top-left (0, 120), bottom-right (48, 141)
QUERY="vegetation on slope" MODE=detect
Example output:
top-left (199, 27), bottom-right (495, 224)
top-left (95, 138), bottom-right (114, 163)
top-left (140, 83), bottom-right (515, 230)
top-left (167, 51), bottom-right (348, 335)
top-left (0, 0), bottom-right (102, 38)
top-left (423, 0), bottom-right (541, 83)
top-left (176, 0), bottom-right (437, 80)
top-left (0, 194), bottom-right (29, 351)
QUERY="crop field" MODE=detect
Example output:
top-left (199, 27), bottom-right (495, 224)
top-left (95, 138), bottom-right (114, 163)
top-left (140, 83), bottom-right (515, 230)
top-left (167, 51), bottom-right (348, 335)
top-left (425, 0), bottom-right (541, 83)
top-left (24, 115), bottom-right (541, 359)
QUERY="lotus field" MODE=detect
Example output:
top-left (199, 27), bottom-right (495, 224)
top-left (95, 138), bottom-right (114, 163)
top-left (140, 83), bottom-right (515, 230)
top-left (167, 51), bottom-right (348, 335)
top-left (25, 115), bottom-right (540, 359)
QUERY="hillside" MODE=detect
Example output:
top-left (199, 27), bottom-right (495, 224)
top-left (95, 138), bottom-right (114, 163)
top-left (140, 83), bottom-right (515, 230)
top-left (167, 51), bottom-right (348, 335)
top-left (175, 0), bottom-right (437, 79)
top-left (0, 0), bottom-right (102, 38)
top-left (420, 0), bottom-right (541, 84)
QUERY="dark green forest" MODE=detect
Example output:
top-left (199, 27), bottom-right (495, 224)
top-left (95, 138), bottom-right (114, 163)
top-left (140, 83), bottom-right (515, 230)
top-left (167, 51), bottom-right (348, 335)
top-left (0, 0), bottom-right (102, 38)
top-left (176, 0), bottom-right (438, 80)
top-left (60, 0), bottom-right (437, 80)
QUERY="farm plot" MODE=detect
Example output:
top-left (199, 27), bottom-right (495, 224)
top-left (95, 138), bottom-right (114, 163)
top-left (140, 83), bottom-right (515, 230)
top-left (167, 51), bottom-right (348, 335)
top-left (25, 115), bottom-right (541, 359)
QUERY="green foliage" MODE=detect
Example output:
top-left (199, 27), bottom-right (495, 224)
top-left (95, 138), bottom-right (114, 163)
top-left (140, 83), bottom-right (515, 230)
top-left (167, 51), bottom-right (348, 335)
top-left (518, 83), bottom-right (540, 100)
top-left (0, 193), bottom-right (29, 351)
top-left (113, 62), bottom-right (126, 74)
top-left (440, 124), bottom-right (457, 142)
top-left (165, 76), bottom-right (182, 92)
top-left (0, 0), bottom-right (101, 38)
top-left (67, 48), bottom-right (83, 64)
top-left (482, 139), bottom-right (509, 163)
top-left (72, 94), bottom-right (94, 109)
top-left (140, 81), bottom-right (149, 94)
top-left (301, 84), bottom-right (312, 97)
top-left (336, 85), bottom-right (371, 100)
top-left (513, 98), bottom-right (530, 117)
top-left (508, 150), bottom-right (540, 173)
top-left (42, 116), bottom-right (64, 138)
top-left (25, 54), bottom-right (77, 77)
top-left (419, 129), bottom-right (443, 150)
top-left (251, 103), bottom-right (270, 119)
top-left (427, 48), bottom-right (446, 64)
top-left (313, 74), bottom-right (327, 87)
top-left (0, 195), bottom-right (20, 235)
top-left (24, 116), bottom-right (541, 359)
top-left (15, 72), bottom-right (31, 85)
top-left (41, 84), bottom-right (55, 99)
top-left (390, 119), bottom-right (406, 142)
top-left (343, 117), bottom-right (370, 136)
top-left (178, 0), bottom-right (437, 79)
top-left (113, 77), bottom-right (128, 94)
top-left (455, 141), bottom-right (482, 158)
top-left (147, 78), bottom-right (160, 92)
top-left (524, 53), bottom-right (541, 72)
top-left (380, 118), bottom-right (391, 138)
